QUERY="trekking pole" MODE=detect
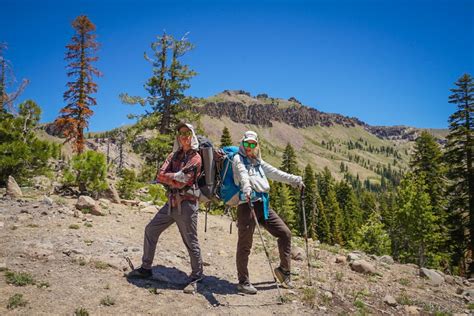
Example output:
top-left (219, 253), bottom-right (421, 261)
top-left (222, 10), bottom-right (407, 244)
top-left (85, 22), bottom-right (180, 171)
top-left (300, 187), bottom-right (313, 286)
top-left (204, 202), bottom-right (210, 233)
top-left (226, 206), bottom-right (233, 234)
top-left (247, 201), bottom-right (284, 304)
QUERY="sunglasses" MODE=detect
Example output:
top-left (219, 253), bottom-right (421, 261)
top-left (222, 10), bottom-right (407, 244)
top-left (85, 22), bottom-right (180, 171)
top-left (178, 130), bottom-right (192, 137)
top-left (243, 141), bottom-right (257, 149)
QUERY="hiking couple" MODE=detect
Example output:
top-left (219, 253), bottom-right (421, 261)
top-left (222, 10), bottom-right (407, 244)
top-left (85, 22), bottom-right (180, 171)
top-left (128, 123), bottom-right (304, 295)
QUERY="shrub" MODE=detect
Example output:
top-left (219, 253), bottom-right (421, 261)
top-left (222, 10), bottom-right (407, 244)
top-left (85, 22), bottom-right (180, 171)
top-left (63, 150), bottom-right (108, 193)
top-left (147, 184), bottom-right (167, 204)
top-left (117, 169), bottom-right (139, 199)
top-left (100, 295), bottom-right (115, 306)
top-left (301, 287), bottom-right (317, 308)
top-left (348, 211), bottom-right (391, 256)
top-left (74, 307), bottom-right (89, 316)
top-left (5, 271), bottom-right (35, 286)
top-left (0, 107), bottom-right (54, 185)
top-left (7, 293), bottom-right (28, 309)
top-left (137, 163), bottom-right (156, 183)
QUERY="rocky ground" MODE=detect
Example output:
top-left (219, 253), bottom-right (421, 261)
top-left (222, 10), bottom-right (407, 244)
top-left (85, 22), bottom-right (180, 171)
top-left (0, 191), bottom-right (472, 315)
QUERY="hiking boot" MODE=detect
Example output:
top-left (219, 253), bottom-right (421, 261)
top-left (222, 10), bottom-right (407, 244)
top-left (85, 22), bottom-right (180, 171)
top-left (127, 267), bottom-right (152, 279)
top-left (237, 281), bottom-right (258, 295)
top-left (274, 266), bottom-right (294, 289)
top-left (183, 275), bottom-right (203, 294)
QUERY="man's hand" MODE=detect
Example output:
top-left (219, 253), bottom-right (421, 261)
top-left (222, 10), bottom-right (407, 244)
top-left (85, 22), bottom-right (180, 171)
top-left (171, 171), bottom-right (191, 183)
top-left (291, 176), bottom-right (305, 189)
top-left (244, 187), bottom-right (252, 202)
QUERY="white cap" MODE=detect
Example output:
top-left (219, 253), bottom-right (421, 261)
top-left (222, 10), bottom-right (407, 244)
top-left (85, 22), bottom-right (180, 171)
top-left (242, 131), bottom-right (258, 142)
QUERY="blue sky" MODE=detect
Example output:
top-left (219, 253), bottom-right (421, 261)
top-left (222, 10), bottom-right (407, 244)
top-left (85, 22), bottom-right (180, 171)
top-left (1, 0), bottom-right (473, 131)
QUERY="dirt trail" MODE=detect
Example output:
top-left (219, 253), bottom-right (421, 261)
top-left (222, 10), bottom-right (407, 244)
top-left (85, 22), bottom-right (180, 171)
top-left (0, 196), bottom-right (469, 315)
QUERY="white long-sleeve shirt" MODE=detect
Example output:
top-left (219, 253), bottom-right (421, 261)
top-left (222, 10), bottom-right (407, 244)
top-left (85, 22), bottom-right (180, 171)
top-left (232, 153), bottom-right (302, 198)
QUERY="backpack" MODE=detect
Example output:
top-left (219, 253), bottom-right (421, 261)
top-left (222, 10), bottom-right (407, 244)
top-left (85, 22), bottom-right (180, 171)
top-left (216, 146), bottom-right (242, 206)
top-left (195, 136), bottom-right (242, 206)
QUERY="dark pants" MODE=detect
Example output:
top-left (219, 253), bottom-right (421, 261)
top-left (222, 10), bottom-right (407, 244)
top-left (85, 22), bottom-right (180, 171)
top-left (236, 201), bottom-right (292, 283)
top-left (142, 200), bottom-right (203, 279)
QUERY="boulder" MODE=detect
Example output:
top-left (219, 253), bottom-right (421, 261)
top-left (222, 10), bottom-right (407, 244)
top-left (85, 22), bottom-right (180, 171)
top-left (322, 291), bottom-right (333, 300)
top-left (42, 196), bottom-right (54, 206)
top-left (445, 275), bottom-right (455, 285)
top-left (335, 256), bottom-right (347, 264)
top-left (383, 294), bottom-right (397, 307)
top-left (349, 260), bottom-right (376, 274)
top-left (139, 201), bottom-right (153, 208)
top-left (6, 176), bottom-right (22, 198)
top-left (379, 255), bottom-right (394, 265)
top-left (121, 199), bottom-right (140, 207)
top-left (76, 196), bottom-right (102, 216)
top-left (419, 268), bottom-right (444, 286)
top-left (291, 246), bottom-right (305, 261)
top-left (462, 288), bottom-right (474, 303)
top-left (100, 182), bottom-right (121, 204)
top-left (141, 206), bottom-right (158, 214)
top-left (347, 252), bottom-right (361, 262)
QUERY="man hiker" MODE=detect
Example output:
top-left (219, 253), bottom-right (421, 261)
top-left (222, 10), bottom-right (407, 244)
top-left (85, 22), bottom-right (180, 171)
top-left (128, 122), bottom-right (203, 294)
top-left (232, 131), bottom-right (304, 294)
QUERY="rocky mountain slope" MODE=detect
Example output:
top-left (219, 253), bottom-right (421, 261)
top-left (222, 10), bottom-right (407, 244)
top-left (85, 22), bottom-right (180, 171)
top-left (0, 187), bottom-right (471, 315)
top-left (193, 90), bottom-right (448, 142)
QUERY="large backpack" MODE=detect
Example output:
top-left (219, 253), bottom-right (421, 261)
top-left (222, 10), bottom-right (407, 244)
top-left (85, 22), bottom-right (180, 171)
top-left (196, 136), bottom-right (242, 206)
top-left (216, 146), bottom-right (242, 206)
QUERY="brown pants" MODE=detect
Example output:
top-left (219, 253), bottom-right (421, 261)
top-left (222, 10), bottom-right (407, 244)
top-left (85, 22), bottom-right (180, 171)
top-left (141, 200), bottom-right (203, 279)
top-left (236, 201), bottom-right (292, 283)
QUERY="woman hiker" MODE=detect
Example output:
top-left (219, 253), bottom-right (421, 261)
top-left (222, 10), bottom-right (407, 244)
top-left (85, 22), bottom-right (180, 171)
top-left (232, 130), bottom-right (304, 294)
top-left (128, 122), bottom-right (203, 294)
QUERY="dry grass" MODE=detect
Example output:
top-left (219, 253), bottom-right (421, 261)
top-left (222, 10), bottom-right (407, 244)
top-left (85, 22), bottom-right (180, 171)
top-left (200, 115), bottom-right (414, 183)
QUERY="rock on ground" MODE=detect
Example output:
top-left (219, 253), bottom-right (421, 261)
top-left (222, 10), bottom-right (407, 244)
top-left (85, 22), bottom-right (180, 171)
top-left (419, 267), bottom-right (444, 286)
top-left (76, 195), bottom-right (103, 216)
top-left (6, 176), bottom-right (22, 198)
top-left (350, 259), bottom-right (376, 274)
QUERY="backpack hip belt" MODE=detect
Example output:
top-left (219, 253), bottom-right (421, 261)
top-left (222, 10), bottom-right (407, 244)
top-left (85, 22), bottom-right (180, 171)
top-left (168, 185), bottom-right (200, 215)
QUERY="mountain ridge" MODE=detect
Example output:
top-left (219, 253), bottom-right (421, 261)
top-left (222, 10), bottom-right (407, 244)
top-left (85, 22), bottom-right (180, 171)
top-left (192, 90), bottom-right (448, 142)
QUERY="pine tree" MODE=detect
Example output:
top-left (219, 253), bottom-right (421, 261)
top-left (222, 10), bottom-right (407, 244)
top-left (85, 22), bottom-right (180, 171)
top-left (303, 164), bottom-right (317, 239)
top-left (280, 142), bottom-right (301, 232)
top-left (18, 100), bottom-right (41, 141)
top-left (220, 126), bottom-right (233, 147)
top-left (444, 73), bottom-right (474, 274)
top-left (410, 131), bottom-right (446, 209)
top-left (326, 187), bottom-right (344, 245)
top-left (121, 33), bottom-right (196, 134)
top-left (393, 173), bottom-right (445, 267)
top-left (359, 190), bottom-right (377, 219)
top-left (349, 211), bottom-right (391, 256)
top-left (315, 191), bottom-right (330, 243)
top-left (0, 102), bottom-right (53, 185)
top-left (379, 191), bottom-right (398, 252)
top-left (336, 180), bottom-right (363, 243)
top-left (410, 131), bottom-right (449, 264)
top-left (317, 167), bottom-right (332, 200)
top-left (55, 16), bottom-right (101, 153)
top-left (281, 143), bottom-right (300, 175)
top-left (317, 167), bottom-right (343, 245)
top-left (270, 181), bottom-right (296, 232)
